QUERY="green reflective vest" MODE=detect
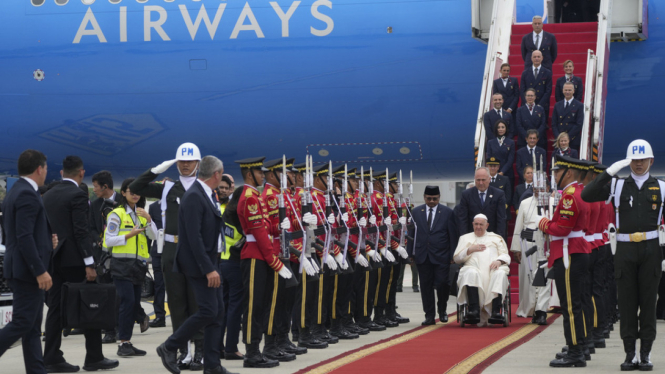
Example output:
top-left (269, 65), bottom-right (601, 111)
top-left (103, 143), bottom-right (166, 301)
top-left (103, 206), bottom-right (150, 261)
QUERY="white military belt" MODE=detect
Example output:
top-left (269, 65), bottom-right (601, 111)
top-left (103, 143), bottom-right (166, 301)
top-left (165, 234), bottom-right (178, 243)
top-left (584, 235), bottom-right (595, 242)
top-left (593, 233), bottom-right (603, 240)
top-left (551, 231), bottom-right (586, 241)
top-left (246, 234), bottom-right (273, 242)
top-left (616, 231), bottom-right (658, 243)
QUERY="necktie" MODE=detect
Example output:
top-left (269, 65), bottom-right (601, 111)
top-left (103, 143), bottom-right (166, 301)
top-left (535, 34), bottom-right (540, 49)
top-left (427, 208), bottom-right (433, 229)
top-left (480, 192), bottom-right (485, 206)
top-left (567, 77), bottom-right (571, 82)
top-left (528, 104), bottom-right (533, 112)
top-left (527, 184), bottom-right (532, 189)
top-left (492, 177), bottom-right (495, 183)
top-left (565, 101), bottom-right (569, 109)
top-left (534, 67), bottom-right (539, 79)
top-left (530, 148), bottom-right (534, 157)
top-left (496, 109), bottom-right (501, 116)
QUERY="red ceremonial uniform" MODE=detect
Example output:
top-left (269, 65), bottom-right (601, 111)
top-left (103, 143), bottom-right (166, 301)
top-left (584, 192), bottom-right (600, 250)
top-left (238, 184), bottom-right (283, 271)
top-left (538, 182), bottom-right (590, 267)
top-left (385, 192), bottom-right (402, 250)
top-left (262, 183), bottom-right (282, 255)
top-left (284, 189), bottom-right (303, 263)
top-left (311, 188), bottom-right (341, 258)
top-left (342, 191), bottom-right (359, 258)
top-left (370, 190), bottom-right (387, 250)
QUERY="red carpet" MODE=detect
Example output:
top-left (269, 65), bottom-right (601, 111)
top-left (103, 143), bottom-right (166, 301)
top-left (297, 307), bottom-right (559, 374)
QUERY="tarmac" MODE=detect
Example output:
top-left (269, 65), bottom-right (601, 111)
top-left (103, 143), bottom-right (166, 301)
top-left (2, 269), bottom-right (664, 373)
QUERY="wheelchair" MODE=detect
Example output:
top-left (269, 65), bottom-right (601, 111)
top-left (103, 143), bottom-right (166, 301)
top-left (455, 268), bottom-right (511, 327)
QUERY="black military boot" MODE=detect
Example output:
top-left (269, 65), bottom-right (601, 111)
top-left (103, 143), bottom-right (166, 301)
top-left (329, 319), bottom-right (358, 340)
top-left (593, 329), bottom-right (606, 348)
top-left (638, 340), bottom-right (653, 371)
top-left (312, 323), bottom-right (339, 344)
top-left (344, 316), bottom-right (370, 335)
top-left (550, 344), bottom-right (586, 367)
top-left (262, 335), bottom-right (296, 362)
top-left (177, 347), bottom-right (191, 370)
top-left (557, 346), bottom-right (590, 361)
top-left (533, 311), bottom-right (548, 325)
top-left (620, 338), bottom-right (638, 371)
top-left (276, 333), bottom-right (307, 355)
top-left (465, 287), bottom-right (481, 322)
top-left (243, 343), bottom-right (279, 368)
top-left (297, 327), bottom-right (328, 349)
top-left (190, 339), bottom-right (204, 371)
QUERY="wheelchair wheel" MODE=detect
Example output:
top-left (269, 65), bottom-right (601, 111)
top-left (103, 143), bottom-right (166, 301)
top-left (459, 304), bottom-right (466, 328)
top-left (502, 291), bottom-right (510, 327)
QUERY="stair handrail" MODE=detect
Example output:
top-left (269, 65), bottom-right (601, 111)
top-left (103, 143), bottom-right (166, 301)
top-left (474, 0), bottom-right (516, 169)
top-left (591, 0), bottom-right (613, 163)
top-left (579, 50), bottom-right (597, 161)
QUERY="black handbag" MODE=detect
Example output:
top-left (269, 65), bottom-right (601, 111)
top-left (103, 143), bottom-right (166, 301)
top-left (95, 251), bottom-right (113, 284)
top-left (61, 281), bottom-right (117, 331)
top-left (141, 272), bottom-right (155, 299)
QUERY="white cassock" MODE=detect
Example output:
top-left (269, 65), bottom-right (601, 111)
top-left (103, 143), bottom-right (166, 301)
top-left (454, 231), bottom-right (511, 325)
top-left (511, 196), bottom-right (552, 317)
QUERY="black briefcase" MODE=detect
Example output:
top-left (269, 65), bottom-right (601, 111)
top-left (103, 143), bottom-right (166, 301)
top-left (61, 281), bottom-right (117, 331)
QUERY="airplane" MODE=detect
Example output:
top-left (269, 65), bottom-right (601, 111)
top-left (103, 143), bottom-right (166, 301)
top-left (0, 0), bottom-right (661, 186)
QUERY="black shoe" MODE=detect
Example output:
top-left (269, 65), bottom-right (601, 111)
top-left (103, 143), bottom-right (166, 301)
top-left (639, 340), bottom-right (653, 371)
top-left (117, 342), bottom-right (146, 357)
top-left (621, 354), bottom-right (639, 371)
top-left (156, 343), bottom-right (181, 374)
top-left (330, 328), bottom-right (359, 340)
top-left (439, 314), bottom-right (448, 323)
top-left (276, 333), bottom-right (307, 355)
top-left (263, 335), bottom-right (296, 362)
top-left (395, 312), bottom-right (410, 324)
top-left (533, 311), bottom-right (548, 325)
top-left (82, 358), bottom-right (120, 372)
top-left (102, 332), bottom-right (117, 344)
top-left (413, 285), bottom-right (420, 292)
top-left (204, 366), bottom-right (239, 374)
top-left (396, 286), bottom-right (402, 292)
top-left (69, 328), bottom-right (84, 335)
top-left (244, 344), bottom-right (279, 368)
top-left (224, 352), bottom-right (245, 360)
top-left (556, 351), bottom-right (591, 361)
top-left (189, 339), bottom-right (204, 370)
top-left (149, 317), bottom-right (166, 328)
top-left (421, 318), bottom-right (436, 326)
top-left (45, 361), bottom-right (80, 373)
top-left (465, 307), bottom-right (480, 323)
top-left (314, 328), bottom-right (339, 344)
top-left (346, 323), bottom-right (370, 335)
top-left (375, 316), bottom-right (398, 328)
top-left (297, 328), bottom-right (328, 349)
top-left (359, 321), bottom-right (386, 331)
top-left (550, 354), bottom-right (586, 367)
top-left (139, 315), bottom-right (150, 333)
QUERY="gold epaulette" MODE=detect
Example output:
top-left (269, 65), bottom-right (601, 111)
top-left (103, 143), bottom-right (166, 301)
top-left (245, 188), bottom-right (257, 198)
top-left (564, 185), bottom-right (576, 195)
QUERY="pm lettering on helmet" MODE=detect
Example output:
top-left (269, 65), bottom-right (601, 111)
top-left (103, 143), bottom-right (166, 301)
top-left (633, 145), bottom-right (645, 155)
top-left (182, 148), bottom-right (194, 156)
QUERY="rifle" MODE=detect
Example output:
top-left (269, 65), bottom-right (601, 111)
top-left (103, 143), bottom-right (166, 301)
top-left (335, 164), bottom-right (352, 271)
top-left (279, 155), bottom-right (289, 260)
top-left (356, 166), bottom-right (372, 270)
top-left (366, 167), bottom-right (383, 267)
top-left (299, 154), bottom-right (318, 275)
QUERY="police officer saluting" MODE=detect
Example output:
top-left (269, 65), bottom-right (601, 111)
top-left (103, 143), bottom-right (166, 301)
top-left (582, 139), bottom-right (664, 371)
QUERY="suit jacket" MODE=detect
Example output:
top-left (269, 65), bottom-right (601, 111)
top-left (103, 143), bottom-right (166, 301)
top-left (516, 146), bottom-right (547, 184)
top-left (174, 181), bottom-right (225, 278)
top-left (490, 174), bottom-right (512, 211)
top-left (552, 99), bottom-right (585, 148)
top-left (43, 181), bottom-right (93, 268)
top-left (406, 203), bottom-right (456, 266)
top-left (554, 147), bottom-right (579, 159)
top-left (555, 76), bottom-right (584, 102)
top-left (515, 104), bottom-right (547, 148)
top-left (149, 201), bottom-right (163, 254)
top-left (130, 170), bottom-right (186, 236)
top-left (2, 178), bottom-right (52, 282)
top-left (492, 77), bottom-right (520, 112)
top-left (520, 66), bottom-right (552, 110)
top-left (513, 183), bottom-right (533, 211)
top-left (483, 108), bottom-right (513, 139)
top-left (521, 31), bottom-right (558, 71)
top-left (456, 186), bottom-right (507, 239)
top-left (486, 138), bottom-right (515, 177)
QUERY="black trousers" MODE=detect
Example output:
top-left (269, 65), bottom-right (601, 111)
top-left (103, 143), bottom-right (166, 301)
top-left (150, 249), bottom-right (166, 320)
top-left (417, 261), bottom-right (450, 319)
top-left (0, 279), bottom-right (45, 374)
top-left (604, 245), bottom-right (618, 323)
top-left (354, 266), bottom-right (378, 323)
top-left (315, 271), bottom-right (333, 327)
top-left (220, 260), bottom-right (244, 353)
top-left (397, 262), bottom-right (419, 288)
top-left (293, 267), bottom-right (318, 332)
top-left (165, 275), bottom-right (223, 370)
top-left (44, 264), bottom-right (103, 366)
top-left (615, 240), bottom-right (663, 341)
top-left (553, 254), bottom-right (589, 347)
top-left (241, 258), bottom-right (272, 345)
top-left (264, 268), bottom-right (287, 336)
top-left (589, 247), bottom-right (606, 334)
top-left (385, 262), bottom-right (401, 313)
top-left (162, 243), bottom-right (202, 341)
top-left (281, 262), bottom-right (298, 333)
top-left (331, 272), bottom-right (353, 322)
top-left (656, 247), bottom-right (665, 319)
top-left (113, 279), bottom-right (142, 341)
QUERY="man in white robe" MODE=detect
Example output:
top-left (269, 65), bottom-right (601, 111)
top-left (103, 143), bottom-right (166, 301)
top-left (454, 214), bottom-right (511, 326)
top-left (511, 193), bottom-right (552, 324)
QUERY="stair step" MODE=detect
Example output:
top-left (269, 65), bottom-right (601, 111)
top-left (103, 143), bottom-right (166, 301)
top-left (509, 42), bottom-right (595, 56)
top-left (511, 31), bottom-right (597, 45)
top-left (511, 22), bottom-right (598, 34)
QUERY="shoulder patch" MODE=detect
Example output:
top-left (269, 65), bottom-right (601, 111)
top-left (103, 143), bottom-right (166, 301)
top-left (245, 188), bottom-right (254, 198)
top-left (564, 186), bottom-right (576, 195)
top-left (649, 187), bottom-right (660, 190)
top-left (266, 189), bottom-right (273, 196)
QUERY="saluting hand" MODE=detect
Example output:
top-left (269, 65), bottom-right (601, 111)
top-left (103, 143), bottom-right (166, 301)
top-left (37, 271), bottom-right (53, 291)
top-left (207, 270), bottom-right (221, 288)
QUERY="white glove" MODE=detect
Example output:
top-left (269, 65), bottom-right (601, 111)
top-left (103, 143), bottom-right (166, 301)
top-left (373, 249), bottom-right (382, 261)
top-left (309, 258), bottom-right (320, 273)
top-left (369, 215), bottom-right (377, 225)
top-left (399, 217), bottom-right (407, 226)
top-left (278, 266), bottom-right (293, 279)
top-left (408, 217), bottom-right (412, 224)
top-left (151, 159), bottom-right (177, 174)
top-left (662, 260), bottom-right (665, 272)
top-left (341, 212), bottom-right (349, 222)
top-left (396, 246), bottom-right (408, 259)
top-left (607, 158), bottom-right (631, 176)
top-left (381, 248), bottom-right (395, 262)
top-left (280, 218), bottom-right (291, 230)
top-left (384, 217), bottom-right (392, 226)
top-left (325, 255), bottom-right (338, 270)
top-left (303, 212), bottom-right (317, 226)
top-left (327, 213), bottom-right (335, 224)
top-left (302, 258), bottom-right (316, 276)
top-left (335, 253), bottom-right (348, 270)
top-left (534, 215), bottom-right (547, 225)
top-left (366, 249), bottom-right (376, 259)
top-left (356, 254), bottom-right (369, 267)
top-left (358, 217), bottom-right (367, 227)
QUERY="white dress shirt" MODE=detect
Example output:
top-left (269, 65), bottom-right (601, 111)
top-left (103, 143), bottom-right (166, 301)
top-left (21, 176), bottom-right (38, 191)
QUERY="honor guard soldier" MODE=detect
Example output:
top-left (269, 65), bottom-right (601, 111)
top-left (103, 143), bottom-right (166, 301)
top-left (535, 155), bottom-right (591, 368)
top-left (235, 157), bottom-right (293, 369)
top-left (386, 173), bottom-right (410, 324)
top-left (129, 143), bottom-right (205, 369)
top-left (582, 139), bottom-right (664, 371)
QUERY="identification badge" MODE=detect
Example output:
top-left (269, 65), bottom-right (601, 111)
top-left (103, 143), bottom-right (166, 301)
top-left (653, 204), bottom-right (658, 210)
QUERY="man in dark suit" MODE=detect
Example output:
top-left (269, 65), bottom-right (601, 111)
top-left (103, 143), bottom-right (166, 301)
top-left (516, 130), bottom-right (547, 185)
top-left (521, 15), bottom-right (557, 71)
top-left (483, 93), bottom-right (513, 140)
top-left (552, 82), bottom-right (585, 152)
top-left (457, 168), bottom-right (507, 239)
top-left (157, 156), bottom-right (236, 374)
top-left (487, 157), bottom-right (512, 221)
top-left (515, 88), bottom-right (547, 150)
top-left (43, 156), bottom-right (119, 372)
top-left (555, 60), bottom-right (584, 102)
top-left (492, 63), bottom-right (520, 115)
top-left (406, 185), bottom-right (457, 325)
top-left (513, 166), bottom-right (534, 212)
top-left (0, 150), bottom-right (54, 374)
top-left (149, 200), bottom-right (167, 328)
top-left (520, 51), bottom-right (553, 118)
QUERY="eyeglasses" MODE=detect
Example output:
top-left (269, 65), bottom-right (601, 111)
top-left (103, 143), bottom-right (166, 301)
top-left (424, 197), bottom-right (439, 202)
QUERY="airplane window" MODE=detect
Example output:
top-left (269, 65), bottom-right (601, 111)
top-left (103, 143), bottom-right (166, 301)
top-left (109, 0), bottom-right (122, 3)
top-left (31, 0), bottom-right (45, 6)
top-left (81, 0), bottom-right (95, 5)
top-left (56, 0), bottom-right (69, 5)
top-left (136, 0), bottom-right (148, 3)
